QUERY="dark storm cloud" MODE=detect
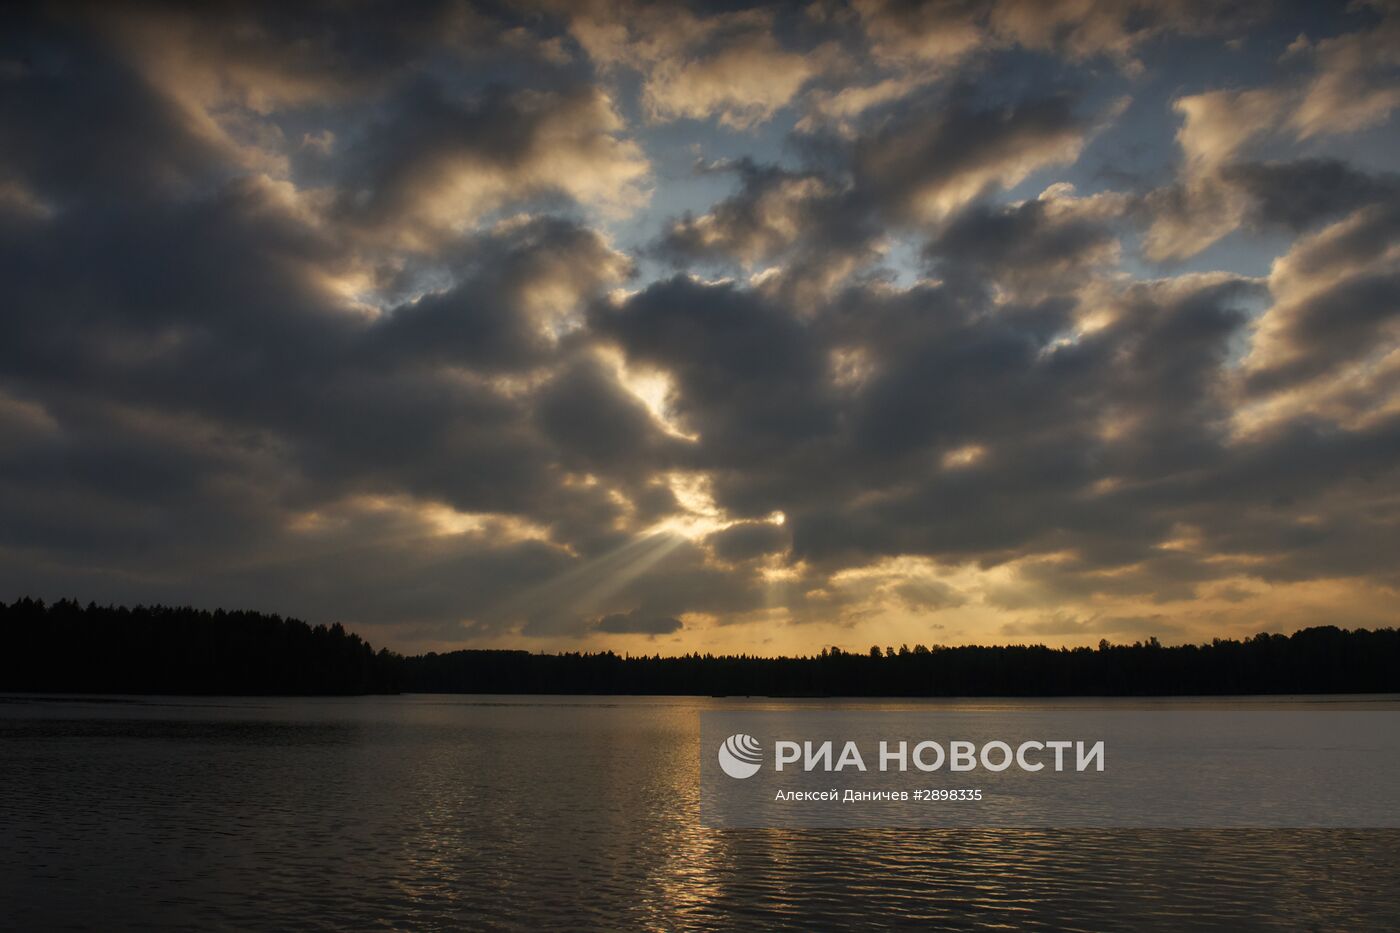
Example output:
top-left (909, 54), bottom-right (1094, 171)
top-left (593, 276), bottom-right (839, 472)
top-left (850, 93), bottom-right (1089, 222)
top-left (1, 0), bottom-right (1398, 649)
top-left (1223, 159), bottom-right (1400, 232)
top-left (1142, 156), bottom-right (1400, 264)
top-left (1244, 201), bottom-right (1400, 397)
top-left (0, 177), bottom-right (621, 530)
top-left (371, 217), bottom-right (631, 371)
top-left (596, 263), bottom-right (1272, 588)
top-left (0, 3), bottom-right (651, 635)
top-left (891, 576), bottom-right (965, 611)
top-left (0, 18), bottom-right (222, 201)
top-left (924, 192), bottom-right (1123, 296)
top-left (1251, 272), bottom-right (1400, 393)
top-left (706, 521), bottom-right (790, 562)
top-left (656, 91), bottom-right (1101, 288)
top-left (595, 610), bottom-right (683, 635)
top-left (532, 353), bottom-right (684, 481)
top-left (657, 158), bottom-right (876, 270)
top-left (331, 80), bottom-right (649, 247)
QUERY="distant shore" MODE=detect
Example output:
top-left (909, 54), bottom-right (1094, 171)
top-left (4, 598), bottom-right (1398, 698)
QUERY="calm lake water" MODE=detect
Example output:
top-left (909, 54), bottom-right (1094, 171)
top-left (2, 694), bottom-right (1398, 931)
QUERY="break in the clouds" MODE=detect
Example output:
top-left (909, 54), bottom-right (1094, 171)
top-left (1, 0), bottom-right (1397, 654)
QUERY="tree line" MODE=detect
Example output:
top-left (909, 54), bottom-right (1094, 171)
top-left (2, 598), bottom-right (1398, 696)
top-left (0, 598), bottom-right (399, 695)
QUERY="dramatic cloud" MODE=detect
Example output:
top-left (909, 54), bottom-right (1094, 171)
top-left (1, 1), bottom-right (1397, 654)
top-left (851, 93), bottom-right (1096, 222)
top-left (661, 160), bottom-right (840, 266)
top-left (1144, 3), bottom-right (1400, 259)
top-left (925, 184), bottom-right (1127, 297)
top-left (1289, 7), bottom-right (1400, 138)
top-left (336, 84), bottom-right (651, 249)
top-left (1242, 201), bottom-right (1400, 406)
top-left (595, 610), bottom-right (684, 635)
top-left (561, 1), bottom-right (835, 128)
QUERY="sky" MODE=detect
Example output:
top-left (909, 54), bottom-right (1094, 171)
top-left (1, 0), bottom-right (1398, 656)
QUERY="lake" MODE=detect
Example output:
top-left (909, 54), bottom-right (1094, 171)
top-left (3, 694), bottom-right (1398, 930)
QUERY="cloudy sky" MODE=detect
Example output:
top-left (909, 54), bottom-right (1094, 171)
top-left (2, 1), bottom-right (1398, 655)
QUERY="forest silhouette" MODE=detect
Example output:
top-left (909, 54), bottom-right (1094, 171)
top-left (2, 597), bottom-right (1398, 697)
